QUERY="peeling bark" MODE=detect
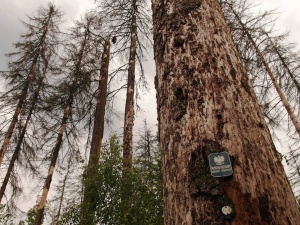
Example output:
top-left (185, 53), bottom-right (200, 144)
top-left (123, 0), bottom-right (137, 169)
top-left (152, 0), bottom-right (300, 224)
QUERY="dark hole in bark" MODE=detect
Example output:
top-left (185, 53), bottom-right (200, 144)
top-left (217, 114), bottom-right (222, 120)
top-left (163, 64), bottom-right (170, 80)
top-left (174, 37), bottom-right (184, 48)
top-left (175, 88), bottom-right (183, 99)
top-left (258, 122), bottom-right (264, 128)
top-left (181, 0), bottom-right (202, 12)
top-left (259, 194), bottom-right (271, 223)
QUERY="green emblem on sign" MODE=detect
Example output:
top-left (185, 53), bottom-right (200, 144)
top-left (208, 152), bottom-right (233, 177)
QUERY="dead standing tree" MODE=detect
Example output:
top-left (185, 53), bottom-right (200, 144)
top-left (0, 58), bottom-right (50, 203)
top-left (80, 35), bottom-right (111, 225)
top-left (152, 0), bottom-right (300, 224)
top-left (95, 0), bottom-right (152, 169)
top-left (0, 4), bottom-right (61, 166)
top-left (221, 0), bottom-right (300, 137)
top-left (33, 15), bottom-right (102, 225)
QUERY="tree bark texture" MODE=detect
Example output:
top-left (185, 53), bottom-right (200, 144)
top-left (34, 95), bottom-right (73, 225)
top-left (123, 0), bottom-right (137, 169)
top-left (152, 0), bottom-right (300, 224)
top-left (230, 8), bottom-right (300, 138)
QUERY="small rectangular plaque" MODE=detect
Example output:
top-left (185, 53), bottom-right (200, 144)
top-left (208, 152), bottom-right (233, 177)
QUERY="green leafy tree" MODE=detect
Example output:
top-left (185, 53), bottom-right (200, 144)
top-left (61, 134), bottom-right (163, 225)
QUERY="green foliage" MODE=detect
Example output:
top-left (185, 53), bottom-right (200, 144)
top-left (59, 134), bottom-right (163, 225)
top-left (17, 207), bottom-right (37, 225)
top-left (25, 208), bottom-right (37, 225)
top-left (59, 202), bottom-right (81, 225)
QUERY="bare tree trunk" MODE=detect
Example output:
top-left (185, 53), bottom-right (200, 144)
top-left (34, 95), bottom-right (73, 225)
top-left (87, 36), bottom-right (111, 167)
top-left (0, 84), bottom-right (40, 203)
top-left (123, 0), bottom-right (137, 169)
top-left (80, 36), bottom-right (110, 225)
top-left (152, 0), bottom-right (300, 224)
top-left (230, 8), bottom-right (300, 138)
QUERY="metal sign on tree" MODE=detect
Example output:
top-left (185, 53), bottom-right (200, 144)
top-left (208, 152), bottom-right (233, 177)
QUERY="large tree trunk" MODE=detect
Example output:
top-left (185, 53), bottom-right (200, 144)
top-left (80, 36), bottom-right (110, 225)
top-left (123, 0), bottom-right (137, 169)
top-left (152, 0), bottom-right (300, 224)
top-left (34, 95), bottom-right (73, 225)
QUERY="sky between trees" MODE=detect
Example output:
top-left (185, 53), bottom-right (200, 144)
top-left (0, 0), bottom-right (299, 214)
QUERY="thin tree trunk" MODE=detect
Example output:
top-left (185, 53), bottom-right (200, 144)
top-left (230, 8), bottom-right (300, 137)
top-left (0, 7), bottom-right (54, 166)
top-left (34, 95), bottom-right (73, 225)
top-left (0, 50), bottom-right (50, 203)
top-left (152, 0), bottom-right (300, 224)
top-left (55, 157), bottom-right (72, 223)
top-left (123, 0), bottom-right (137, 169)
top-left (87, 36), bottom-right (111, 166)
top-left (0, 84), bottom-right (41, 203)
top-left (0, 55), bottom-right (38, 166)
top-left (80, 36), bottom-right (110, 225)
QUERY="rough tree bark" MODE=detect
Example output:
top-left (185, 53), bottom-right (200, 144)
top-left (123, 0), bottom-right (137, 169)
top-left (228, 6), bottom-right (300, 138)
top-left (79, 36), bottom-right (110, 225)
top-left (0, 6), bottom-right (55, 166)
top-left (152, 0), bottom-right (300, 224)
